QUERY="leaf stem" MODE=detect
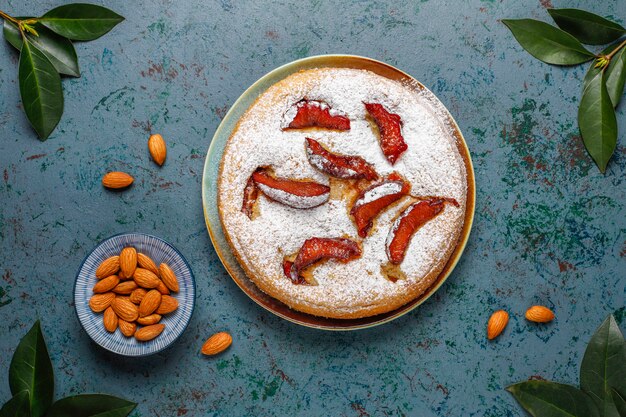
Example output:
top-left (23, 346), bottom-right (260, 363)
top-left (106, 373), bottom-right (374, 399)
top-left (605, 38), bottom-right (626, 61)
top-left (0, 9), bottom-right (20, 25)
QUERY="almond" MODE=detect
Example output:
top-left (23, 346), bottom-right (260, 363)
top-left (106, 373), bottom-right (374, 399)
top-left (102, 171), bottom-right (134, 189)
top-left (137, 314), bottom-right (162, 325)
top-left (111, 297), bottom-right (139, 322)
top-left (159, 263), bottom-right (179, 293)
top-left (129, 288), bottom-right (147, 304)
top-left (95, 256), bottom-right (120, 279)
top-left (89, 292), bottom-right (116, 313)
top-left (135, 324), bottom-right (165, 342)
top-left (118, 319), bottom-right (136, 337)
top-left (118, 269), bottom-right (131, 280)
top-left (92, 275), bottom-right (120, 293)
top-left (487, 310), bottom-right (509, 340)
top-left (137, 253), bottom-right (159, 275)
top-left (103, 307), bottom-right (118, 332)
top-left (133, 268), bottom-right (160, 289)
top-left (525, 305), bottom-right (555, 323)
top-left (119, 247), bottom-right (137, 278)
top-left (156, 295), bottom-right (178, 314)
top-left (156, 280), bottom-right (170, 295)
top-left (113, 280), bottom-right (138, 295)
top-left (139, 290), bottom-right (162, 317)
top-left (148, 134), bottom-right (167, 166)
top-left (201, 332), bottom-right (232, 356)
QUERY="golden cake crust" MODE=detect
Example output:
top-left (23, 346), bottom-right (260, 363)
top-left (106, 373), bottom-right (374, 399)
top-left (218, 68), bottom-right (467, 319)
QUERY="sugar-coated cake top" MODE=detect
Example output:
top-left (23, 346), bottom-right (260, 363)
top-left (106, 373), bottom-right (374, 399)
top-left (219, 67), bottom-right (467, 316)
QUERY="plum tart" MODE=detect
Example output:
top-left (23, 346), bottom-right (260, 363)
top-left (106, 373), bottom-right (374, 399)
top-left (218, 67), bottom-right (467, 319)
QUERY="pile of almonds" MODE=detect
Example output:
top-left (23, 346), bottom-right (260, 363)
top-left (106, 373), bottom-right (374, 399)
top-left (487, 305), bottom-right (555, 340)
top-left (89, 246), bottom-right (180, 342)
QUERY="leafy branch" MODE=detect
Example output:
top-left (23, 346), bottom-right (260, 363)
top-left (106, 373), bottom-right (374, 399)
top-left (507, 314), bottom-right (626, 417)
top-left (503, 8), bottom-right (626, 174)
top-left (0, 321), bottom-right (136, 417)
top-left (1, 3), bottom-right (124, 140)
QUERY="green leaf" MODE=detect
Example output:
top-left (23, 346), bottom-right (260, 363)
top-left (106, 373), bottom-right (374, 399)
top-left (612, 388), bottom-right (626, 417)
top-left (582, 64), bottom-right (602, 95)
top-left (18, 38), bottom-right (64, 140)
top-left (47, 395), bottom-right (136, 417)
top-left (578, 69), bottom-right (618, 173)
top-left (506, 381), bottom-right (599, 417)
top-left (3, 20), bottom-right (80, 77)
top-left (39, 4), bottom-right (124, 41)
top-left (502, 19), bottom-right (595, 65)
top-left (0, 391), bottom-right (31, 417)
top-left (8, 321), bottom-right (54, 417)
top-left (605, 46), bottom-right (626, 107)
top-left (581, 315), bottom-right (626, 417)
top-left (548, 8), bottom-right (626, 45)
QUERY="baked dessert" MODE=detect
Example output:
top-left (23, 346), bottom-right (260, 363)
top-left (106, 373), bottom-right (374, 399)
top-left (218, 67), bottom-right (468, 319)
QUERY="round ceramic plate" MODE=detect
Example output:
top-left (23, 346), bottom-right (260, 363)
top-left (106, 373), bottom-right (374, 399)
top-left (202, 55), bottom-right (475, 330)
top-left (75, 233), bottom-right (195, 356)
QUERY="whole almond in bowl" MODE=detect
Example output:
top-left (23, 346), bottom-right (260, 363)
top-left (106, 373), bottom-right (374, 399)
top-left (137, 314), bottom-right (162, 325)
top-left (119, 247), bottom-right (137, 278)
top-left (103, 307), bottom-right (118, 333)
top-left (155, 280), bottom-right (170, 295)
top-left (159, 263), bottom-right (179, 292)
top-left (148, 133), bottom-right (167, 166)
top-left (156, 295), bottom-right (178, 314)
top-left (137, 252), bottom-right (159, 275)
top-left (89, 292), bottom-right (116, 313)
top-left (525, 305), bottom-right (555, 323)
top-left (133, 268), bottom-right (161, 289)
top-left (118, 319), bottom-right (136, 337)
top-left (139, 290), bottom-right (162, 317)
top-left (135, 324), bottom-right (165, 342)
top-left (95, 256), bottom-right (120, 279)
top-left (93, 275), bottom-right (119, 293)
top-left (102, 171), bottom-right (134, 189)
top-left (129, 288), bottom-right (147, 304)
top-left (111, 297), bottom-right (139, 322)
top-left (113, 280), bottom-right (138, 295)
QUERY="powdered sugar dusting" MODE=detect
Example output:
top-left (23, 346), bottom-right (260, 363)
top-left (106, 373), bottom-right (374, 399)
top-left (218, 68), bottom-right (467, 316)
top-left (354, 181), bottom-right (404, 207)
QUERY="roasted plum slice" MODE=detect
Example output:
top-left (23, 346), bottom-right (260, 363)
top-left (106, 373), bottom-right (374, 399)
top-left (283, 237), bottom-right (361, 284)
top-left (241, 174), bottom-right (259, 219)
top-left (285, 100), bottom-right (351, 130)
top-left (385, 197), bottom-right (459, 264)
top-left (365, 102), bottom-right (407, 164)
top-left (252, 168), bottom-right (330, 209)
top-left (305, 138), bottom-right (378, 180)
top-left (350, 173), bottom-right (410, 237)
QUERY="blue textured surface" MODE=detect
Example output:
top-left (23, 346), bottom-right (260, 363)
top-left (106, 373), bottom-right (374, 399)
top-left (0, 0), bottom-right (624, 415)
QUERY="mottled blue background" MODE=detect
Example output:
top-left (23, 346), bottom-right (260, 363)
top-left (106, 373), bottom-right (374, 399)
top-left (1, 0), bottom-right (625, 415)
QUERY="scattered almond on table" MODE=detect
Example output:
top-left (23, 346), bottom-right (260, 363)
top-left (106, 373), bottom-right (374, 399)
top-left (487, 310), bottom-right (509, 340)
top-left (89, 247), bottom-right (180, 342)
top-left (525, 305), bottom-right (555, 323)
top-left (148, 133), bottom-right (167, 166)
top-left (102, 171), bottom-right (134, 189)
top-left (201, 332), bottom-right (232, 356)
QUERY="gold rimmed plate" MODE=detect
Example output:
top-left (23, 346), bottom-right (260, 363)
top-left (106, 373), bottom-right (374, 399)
top-left (202, 55), bottom-right (475, 330)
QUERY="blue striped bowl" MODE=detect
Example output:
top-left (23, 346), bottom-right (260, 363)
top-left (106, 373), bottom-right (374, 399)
top-left (74, 233), bottom-right (195, 356)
